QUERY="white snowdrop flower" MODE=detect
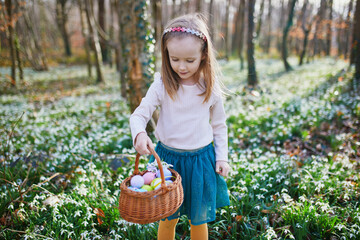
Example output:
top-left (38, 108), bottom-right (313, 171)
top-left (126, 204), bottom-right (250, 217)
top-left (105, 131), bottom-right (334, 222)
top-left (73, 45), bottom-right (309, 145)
top-left (8, 203), bottom-right (14, 210)
top-left (74, 210), bottom-right (82, 217)
top-left (335, 224), bottom-right (345, 231)
top-left (254, 205), bottom-right (260, 210)
top-left (299, 195), bottom-right (306, 202)
top-left (80, 231), bottom-right (89, 238)
top-left (78, 184), bottom-right (88, 196)
top-left (296, 223), bottom-right (302, 228)
top-left (257, 194), bottom-right (265, 200)
top-left (60, 229), bottom-right (68, 236)
top-left (82, 221), bottom-right (88, 227)
top-left (220, 209), bottom-right (227, 215)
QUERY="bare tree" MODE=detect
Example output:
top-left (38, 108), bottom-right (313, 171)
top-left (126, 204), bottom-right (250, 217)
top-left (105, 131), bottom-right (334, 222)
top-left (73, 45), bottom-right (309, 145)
top-left (209, 0), bottom-right (215, 39)
top-left (77, 0), bottom-right (92, 77)
top-left (56, 0), bottom-right (72, 57)
top-left (352, 0), bottom-right (360, 80)
top-left (17, 1), bottom-right (48, 71)
top-left (117, 0), bottom-right (127, 98)
top-left (277, 0), bottom-right (286, 52)
top-left (224, 0), bottom-right (231, 60)
top-left (282, 0), bottom-right (297, 71)
top-left (255, 0), bottom-right (265, 39)
top-left (162, 0), bottom-right (168, 25)
top-left (151, 0), bottom-right (162, 71)
top-left (264, 0), bottom-right (272, 53)
top-left (85, 0), bottom-right (104, 83)
top-left (236, 0), bottom-right (246, 70)
top-left (313, 0), bottom-right (326, 57)
top-left (247, 0), bottom-right (257, 86)
top-left (98, 0), bottom-right (109, 64)
top-left (172, 0), bottom-right (176, 18)
top-left (325, 0), bottom-right (333, 56)
top-left (299, 0), bottom-right (313, 66)
top-left (196, 0), bottom-right (201, 12)
top-left (4, 0), bottom-right (17, 86)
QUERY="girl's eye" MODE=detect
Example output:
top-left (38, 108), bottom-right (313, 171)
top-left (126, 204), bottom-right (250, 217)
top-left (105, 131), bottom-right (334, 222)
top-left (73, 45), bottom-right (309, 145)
top-left (171, 59), bottom-right (179, 62)
top-left (187, 60), bottom-right (194, 63)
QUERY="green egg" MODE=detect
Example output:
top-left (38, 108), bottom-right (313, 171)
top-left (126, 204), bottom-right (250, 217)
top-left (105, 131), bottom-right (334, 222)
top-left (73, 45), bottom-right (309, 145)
top-left (141, 185), bottom-right (153, 191)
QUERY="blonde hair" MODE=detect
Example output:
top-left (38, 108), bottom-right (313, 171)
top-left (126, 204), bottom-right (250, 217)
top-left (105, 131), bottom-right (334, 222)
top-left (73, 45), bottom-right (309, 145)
top-left (161, 13), bottom-right (221, 103)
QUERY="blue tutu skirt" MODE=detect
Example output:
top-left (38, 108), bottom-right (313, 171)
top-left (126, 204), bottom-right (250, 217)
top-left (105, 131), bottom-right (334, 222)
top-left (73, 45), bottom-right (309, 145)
top-left (150, 141), bottom-right (230, 226)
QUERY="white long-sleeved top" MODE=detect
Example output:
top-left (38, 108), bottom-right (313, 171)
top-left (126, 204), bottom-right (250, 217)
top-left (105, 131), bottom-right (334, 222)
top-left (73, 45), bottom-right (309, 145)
top-left (129, 73), bottom-right (228, 162)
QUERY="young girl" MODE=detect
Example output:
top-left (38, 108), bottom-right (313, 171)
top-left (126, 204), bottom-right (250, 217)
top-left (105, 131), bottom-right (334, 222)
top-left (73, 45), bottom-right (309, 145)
top-left (129, 13), bottom-right (230, 240)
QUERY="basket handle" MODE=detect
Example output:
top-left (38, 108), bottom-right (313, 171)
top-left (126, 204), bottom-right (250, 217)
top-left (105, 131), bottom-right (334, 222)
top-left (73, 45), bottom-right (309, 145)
top-left (134, 147), bottom-right (169, 192)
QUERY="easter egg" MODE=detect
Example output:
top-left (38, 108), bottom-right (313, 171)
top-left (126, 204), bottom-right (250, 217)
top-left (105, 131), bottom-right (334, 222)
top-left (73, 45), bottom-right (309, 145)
top-left (150, 178), bottom-right (162, 189)
top-left (155, 168), bottom-right (172, 178)
top-left (142, 172), bottom-right (156, 185)
top-left (130, 175), bottom-right (144, 188)
top-left (128, 186), bottom-right (138, 191)
top-left (151, 178), bottom-right (173, 190)
top-left (137, 188), bottom-right (147, 192)
top-left (141, 185), bottom-right (153, 191)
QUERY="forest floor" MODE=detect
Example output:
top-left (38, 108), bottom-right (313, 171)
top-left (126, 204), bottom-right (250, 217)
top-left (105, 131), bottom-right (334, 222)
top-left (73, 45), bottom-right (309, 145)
top-left (0, 57), bottom-right (359, 239)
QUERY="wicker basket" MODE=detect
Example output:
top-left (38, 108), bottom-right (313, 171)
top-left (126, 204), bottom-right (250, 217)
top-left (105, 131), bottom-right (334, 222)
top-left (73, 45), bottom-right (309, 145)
top-left (119, 148), bottom-right (184, 224)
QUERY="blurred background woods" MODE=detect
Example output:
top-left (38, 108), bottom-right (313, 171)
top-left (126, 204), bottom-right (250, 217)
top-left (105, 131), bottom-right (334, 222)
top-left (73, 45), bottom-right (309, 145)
top-left (0, 0), bottom-right (359, 107)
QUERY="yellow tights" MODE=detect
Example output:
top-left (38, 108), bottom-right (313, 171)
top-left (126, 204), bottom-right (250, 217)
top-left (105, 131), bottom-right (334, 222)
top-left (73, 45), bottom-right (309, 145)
top-left (157, 218), bottom-right (208, 240)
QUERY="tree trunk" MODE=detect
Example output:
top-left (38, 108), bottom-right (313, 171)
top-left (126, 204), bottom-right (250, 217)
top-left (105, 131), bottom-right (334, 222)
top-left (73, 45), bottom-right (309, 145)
top-left (85, 0), bottom-right (104, 83)
top-left (98, 0), bottom-right (109, 64)
top-left (78, 0), bottom-right (92, 77)
top-left (117, 0), bottom-right (127, 98)
top-left (162, 0), bottom-right (168, 25)
top-left (347, 0), bottom-right (355, 63)
top-left (224, 0), bottom-right (231, 60)
top-left (19, 1), bottom-right (48, 71)
top-left (326, 0), bottom-right (333, 56)
top-left (299, 0), bottom-right (311, 66)
top-left (172, 0), bottom-right (176, 18)
top-left (196, 0), bottom-right (201, 12)
top-left (238, 0), bottom-right (246, 70)
top-left (277, 0), bottom-right (286, 52)
top-left (352, 0), bottom-right (360, 81)
top-left (186, 0), bottom-right (190, 14)
top-left (264, 0), bottom-right (272, 53)
top-left (255, 0), bottom-right (265, 39)
top-left (344, 0), bottom-right (353, 60)
top-left (5, 0), bottom-right (16, 86)
top-left (109, 0), bottom-right (116, 68)
top-left (282, 0), bottom-right (296, 71)
top-left (247, 0), bottom-right (257, 86)
top-left (151, 0), bottom-right (162, 71)
top-left (313, 0), bottom-right (326, 57)
top-left (14, 35), bottom-right (23, 81)
top-left (209, 0), bottom-right (214, 39)
top-left (56, 0), bottom-right (72, 57)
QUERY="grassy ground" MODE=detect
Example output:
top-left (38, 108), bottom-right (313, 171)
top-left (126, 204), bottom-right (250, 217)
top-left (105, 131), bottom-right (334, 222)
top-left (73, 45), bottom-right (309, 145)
top-left (0, 57), bottom-right (359, 239)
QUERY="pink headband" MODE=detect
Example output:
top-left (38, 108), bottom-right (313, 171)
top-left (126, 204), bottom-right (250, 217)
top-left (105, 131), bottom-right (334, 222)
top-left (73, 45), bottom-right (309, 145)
top-left (163, 27), bottom-right (207, 42)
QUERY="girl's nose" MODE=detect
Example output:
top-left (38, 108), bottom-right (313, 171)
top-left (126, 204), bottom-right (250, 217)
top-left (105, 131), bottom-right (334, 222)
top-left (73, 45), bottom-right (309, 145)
top-left (179, 62), bottom-right (186, 71)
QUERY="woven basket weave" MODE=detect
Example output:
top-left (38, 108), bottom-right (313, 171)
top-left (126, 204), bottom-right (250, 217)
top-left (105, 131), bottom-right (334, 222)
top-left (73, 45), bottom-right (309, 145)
top-left (119, 148), bottom-right (184, 224)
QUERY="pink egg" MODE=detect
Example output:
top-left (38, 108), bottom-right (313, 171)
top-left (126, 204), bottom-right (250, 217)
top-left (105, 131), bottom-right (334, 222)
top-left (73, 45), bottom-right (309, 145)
top-left (130, 175), bottom-right (144, 188)
top-left (142, 172), bottom-right (156, 185)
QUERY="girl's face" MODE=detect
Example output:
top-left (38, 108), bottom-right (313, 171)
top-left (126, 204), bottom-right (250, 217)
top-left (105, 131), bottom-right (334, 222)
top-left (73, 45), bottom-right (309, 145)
top-left (167, 36), bottom-right (204, 85)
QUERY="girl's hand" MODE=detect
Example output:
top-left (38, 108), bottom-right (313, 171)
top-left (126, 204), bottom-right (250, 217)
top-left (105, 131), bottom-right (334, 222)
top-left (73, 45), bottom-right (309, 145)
top-left (216, 160), bottom-right (230, 177)
top-left (134, 132), bottom-right (154, 155)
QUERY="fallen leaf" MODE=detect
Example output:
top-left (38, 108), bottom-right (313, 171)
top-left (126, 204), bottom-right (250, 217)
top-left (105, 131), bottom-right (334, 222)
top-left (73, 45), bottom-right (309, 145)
top-left (94, 208), bottom-right (105, 218)
top-left (235, 215), bottom-right (243, 222)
